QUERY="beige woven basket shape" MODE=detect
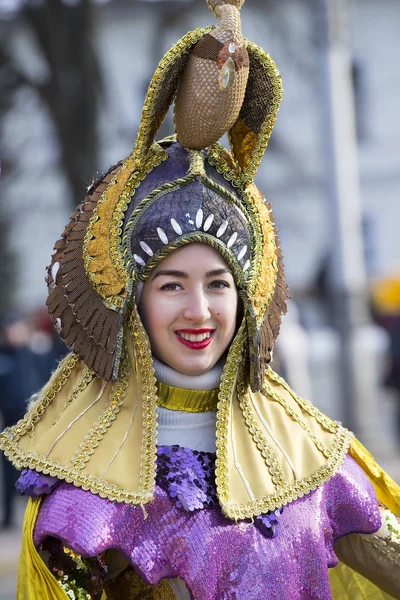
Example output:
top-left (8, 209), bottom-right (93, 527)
top-left (175, 55), bottom-right (248, 149)
top-left (175, 2), bottom-right (248, 149)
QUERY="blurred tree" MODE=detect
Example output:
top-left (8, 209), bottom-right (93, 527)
top-left (23, 0), bottom-right (102, 208)
top-left (0, 214), bottom-right (14, 314)
top-left (0, 0), bottom-right (102, 210)
top-left (0, 44), bottom-right (19, 311)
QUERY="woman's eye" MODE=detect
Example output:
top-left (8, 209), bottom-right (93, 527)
top-left (209, 280), bottom-right (230, 289)
top-left (160, 282), bottom-right (181, 291)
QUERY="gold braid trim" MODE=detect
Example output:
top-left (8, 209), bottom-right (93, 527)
top-left (267, 368), bottom-right (339, 434)
top-left (70, 358), bottom-right (130, 470)
top-left (188, 149), bottom-right (206, 177)
top-left (223, 425), bottom-right (351, 520)
top-left (84, 146), bottom-right (167, 307)
top-left (207, 142), bottom-right (245, 189)
top-left (1, 354), bottom-right (79, 446)
top-left (367, 508), bottom-right (400, 565)
top-left (238, 374), bottom-right (287, 489)
top-left (51, 366), bottom-right (95, 427)
top-left (128, 303), bottom-right (158, 497)
top-left (215, 321), bottom-right (246, 511)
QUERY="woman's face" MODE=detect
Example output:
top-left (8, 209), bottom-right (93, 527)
top-left (138, 243), bottom-right (239, 376)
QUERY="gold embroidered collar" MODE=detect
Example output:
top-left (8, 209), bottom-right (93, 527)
top-left (156, 382), bottom-right (219, 413)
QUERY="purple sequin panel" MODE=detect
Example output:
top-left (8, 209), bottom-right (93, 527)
top-left (16, 468), bottom-right (59, 498)
top-left (34, 455), bottom-right (381, 600)
top-left (156, 445), bottom-right (218, 511)
top-left (156, 446), bottom-right (281, 537)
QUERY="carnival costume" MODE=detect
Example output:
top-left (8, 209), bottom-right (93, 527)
top-left (1, 1), bottom-right (400, 598)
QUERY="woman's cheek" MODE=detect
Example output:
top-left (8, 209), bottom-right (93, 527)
top-left (223, 293), bottom-right (238, 322)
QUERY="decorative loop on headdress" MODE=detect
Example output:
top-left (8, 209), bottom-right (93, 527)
top-left (228, 41), bottom-right (283, 185)
top-left (133, 28), bottom-right (212, 169)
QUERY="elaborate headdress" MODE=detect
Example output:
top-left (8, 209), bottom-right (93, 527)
top-left (1, 0), bottom-right (351, 520)
top-left (46, 0), bottom-right (286, 392)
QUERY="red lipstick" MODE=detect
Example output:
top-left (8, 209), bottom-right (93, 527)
top-left (175, 329), bottom-right (215, 350)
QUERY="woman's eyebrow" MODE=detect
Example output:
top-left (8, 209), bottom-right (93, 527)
top-left (152, 268), bottom-right (232, 280)
top-left (205, 268), bottom-right (232, 278)
top-left (152, 270), bottom-right (188, 280)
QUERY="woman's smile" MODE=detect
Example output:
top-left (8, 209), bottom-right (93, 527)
top-left (175, 328), bottom-right (215, 349)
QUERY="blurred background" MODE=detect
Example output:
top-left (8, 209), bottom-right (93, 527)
top-left (0, 0), bottom-right (399, 595)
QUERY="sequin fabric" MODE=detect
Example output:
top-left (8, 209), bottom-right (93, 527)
top-left (156, 445), bottom-right (218, 511)
top-left (33, 453), bottom-right (381, 599)
top-left (41, 536), bottom-right (107, 600)
top-left (16, 468), bottom-right (59, 497)
top-left (156, 446), bottom-right (281, 537)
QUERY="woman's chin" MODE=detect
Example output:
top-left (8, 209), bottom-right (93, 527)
top-left (167, 357), bottom-right (216, 377)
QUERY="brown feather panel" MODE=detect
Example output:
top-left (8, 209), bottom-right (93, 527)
top-left (46, 162), bottom-right (126, 381)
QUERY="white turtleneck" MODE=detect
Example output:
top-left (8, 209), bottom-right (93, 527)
top-left (153, 357), bottom-right (224, 453)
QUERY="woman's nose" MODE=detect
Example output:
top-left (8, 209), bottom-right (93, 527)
top-left (183, 289), bottom-right (211, 322)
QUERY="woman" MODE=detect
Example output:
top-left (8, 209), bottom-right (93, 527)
top-left (1, 1), bottom-right (400, 598)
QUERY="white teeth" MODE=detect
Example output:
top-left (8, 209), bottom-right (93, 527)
top-left (157, 227), bottom-right (169, 244)
top-left (133, 254), bottom-right (145, 266)
top-left (177, 331), bottom-right (212, 342)
top-left (237, 245), bottom-right (247, 261)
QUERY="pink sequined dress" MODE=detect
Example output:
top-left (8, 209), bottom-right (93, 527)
top-left (18, 445), bottom-right (381, 600)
